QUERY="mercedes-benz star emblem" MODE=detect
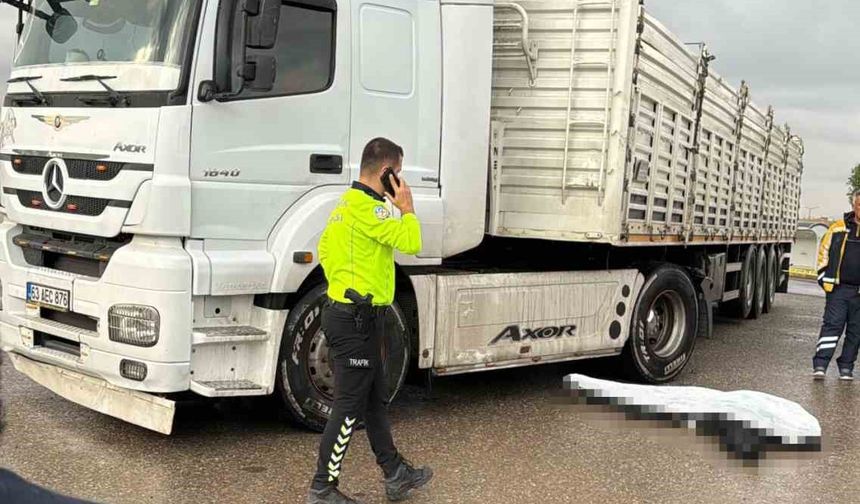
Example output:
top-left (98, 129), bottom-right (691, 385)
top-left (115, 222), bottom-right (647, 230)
top-left (41, 158), bottom-right (69, 210)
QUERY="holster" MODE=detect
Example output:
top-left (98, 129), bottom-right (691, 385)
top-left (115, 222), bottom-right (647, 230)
top-left (344, 288), bottom-right (375, 333)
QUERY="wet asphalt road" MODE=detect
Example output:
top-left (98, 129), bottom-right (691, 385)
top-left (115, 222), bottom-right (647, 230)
top-left (2, 281), bottom-right (859, 504)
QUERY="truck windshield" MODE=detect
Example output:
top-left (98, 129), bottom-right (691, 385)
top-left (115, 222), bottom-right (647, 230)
top-left (14, 0), bottom-right (196, 69)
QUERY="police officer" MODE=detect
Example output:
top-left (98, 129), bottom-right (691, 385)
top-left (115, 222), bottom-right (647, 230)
top-left (307, 138), bottom-right (433, 504)
top-left (813, 190), bottom-right (860, 380)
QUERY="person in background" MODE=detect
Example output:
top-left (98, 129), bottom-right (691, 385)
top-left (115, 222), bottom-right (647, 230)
top-left (812, 189), bottom-right (860, 380)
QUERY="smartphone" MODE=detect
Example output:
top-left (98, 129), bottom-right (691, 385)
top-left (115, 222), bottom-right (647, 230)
top-left (381, 167), bottom-right (400, 196)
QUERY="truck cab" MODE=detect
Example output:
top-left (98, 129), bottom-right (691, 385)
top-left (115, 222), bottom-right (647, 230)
top-left (0, 0), bottom-right (494, 433)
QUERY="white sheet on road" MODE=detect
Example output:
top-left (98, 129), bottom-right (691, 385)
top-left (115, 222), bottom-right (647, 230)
top-left (564, 374), bottom-right (821, 446)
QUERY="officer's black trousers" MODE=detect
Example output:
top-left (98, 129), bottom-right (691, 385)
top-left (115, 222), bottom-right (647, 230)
top-left (813, 285), bottom-right (860, 371)
top-left (312, 303), bottom-right (400, 490)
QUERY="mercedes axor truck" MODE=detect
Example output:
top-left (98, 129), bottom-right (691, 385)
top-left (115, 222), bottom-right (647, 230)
top-left (0, 0), bottom-right (803, 434)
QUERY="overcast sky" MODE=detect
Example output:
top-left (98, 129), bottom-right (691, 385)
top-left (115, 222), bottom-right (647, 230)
top-left (646, 0), bottom-right (859, 219)
top-left (0, 2), bottom-right (857, 219)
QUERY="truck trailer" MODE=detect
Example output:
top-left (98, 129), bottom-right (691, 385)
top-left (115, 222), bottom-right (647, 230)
top-left (0, 0), bottom-right (803, 434)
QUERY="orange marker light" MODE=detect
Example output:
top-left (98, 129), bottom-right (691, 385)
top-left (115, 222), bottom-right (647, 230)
top-left (31, 199), bottom-right (42, 207)
top-left (13, 158), bottom-right (23, 166)
top-left (66, 203), bottom-right (78, 212)
top-left (293, 251), bottom-right (313, 264)
top-left (96, 164), bottom-right (107, 173)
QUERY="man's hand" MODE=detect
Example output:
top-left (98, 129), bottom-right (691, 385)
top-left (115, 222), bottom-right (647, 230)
top-left (385, 174), bottom-right (415, 215)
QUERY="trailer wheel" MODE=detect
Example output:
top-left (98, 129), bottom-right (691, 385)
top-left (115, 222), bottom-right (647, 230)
top-left (763, 245), bottom-right (778, 313)
top-left (275, 284), bottom-right (411, 432)
top-left (622, 265), bottom-right (698, 383)
top-left (748, 246), bottom-right (766, 319)
top-left (730, 246), bottom-right (756, 319)
top-left (776, 245), bottom-right (790, 293)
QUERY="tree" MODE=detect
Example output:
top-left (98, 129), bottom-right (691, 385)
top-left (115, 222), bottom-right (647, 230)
top-left (848, 163), bottom-right (860, 198)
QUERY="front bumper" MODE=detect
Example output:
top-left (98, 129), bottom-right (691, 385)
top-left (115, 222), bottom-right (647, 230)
top-left (0, 220), bottom-right (193, 394)
top-left (8, 352), bottom-right (175, 434)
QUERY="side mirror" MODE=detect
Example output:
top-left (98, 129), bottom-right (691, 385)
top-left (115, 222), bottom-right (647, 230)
top-left (242, 55), bottom-right (276, 92)
top-left (247, 0), bottom-right (281, 49)
top-left (198, 0), bottom-right (279, 103)
top-left (199, 0), bottom-right (246, 102)
top-left (46, 10), bottom-right (77, 43)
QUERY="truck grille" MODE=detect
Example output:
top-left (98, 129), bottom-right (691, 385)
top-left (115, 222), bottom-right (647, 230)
top-left (8, 155), bottom-right (152, 181)
top-left (15, 228), bottom-right (131, 278)
top-left (11, 189), bottom-right (130, 217)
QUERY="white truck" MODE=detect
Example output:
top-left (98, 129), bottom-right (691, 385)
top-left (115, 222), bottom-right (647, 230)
top-left (0, 0), bottom-right (803, 434)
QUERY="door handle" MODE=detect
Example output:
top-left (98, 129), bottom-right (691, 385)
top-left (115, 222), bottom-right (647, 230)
top-left (310, 154), bottom-right (343, 174)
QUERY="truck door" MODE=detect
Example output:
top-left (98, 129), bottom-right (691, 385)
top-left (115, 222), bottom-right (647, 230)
top-left (349, 0), bottom-right (440, 189)
top-left (349, 0), bottom-right (443, 258)
top-left (189, 0), bottom-right (350, 240)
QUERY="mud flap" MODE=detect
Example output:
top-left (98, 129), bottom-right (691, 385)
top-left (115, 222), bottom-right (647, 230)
top-left (697, 294), bottom-right (714, 340)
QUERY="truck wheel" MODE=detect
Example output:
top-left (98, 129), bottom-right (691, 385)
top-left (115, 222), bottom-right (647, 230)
top-left (763, 245), bottom-right (778, 313)
top-left (748, 246), bottom-right (766, 320)
top-left (275, 284), bottom-right (411, 432)
top-left (776, 245), bottom-right (790, 293)
top-left (622, 265), bottom-right (698, 383)
top-left (730, 246), bottom-right (755, 319)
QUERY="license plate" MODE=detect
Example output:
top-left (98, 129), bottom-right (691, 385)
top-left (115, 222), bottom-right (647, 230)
top-left (26, 283), bottom-right (70, 312)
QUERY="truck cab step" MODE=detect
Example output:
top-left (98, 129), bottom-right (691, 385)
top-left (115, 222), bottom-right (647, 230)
top-left (192, 326), bottom-right (268, 345)
top-left (190, 379), bottom-right (267, 397)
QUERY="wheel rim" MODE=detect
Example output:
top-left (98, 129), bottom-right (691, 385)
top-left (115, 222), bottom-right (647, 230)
top-left (303, 311), bottom-right (407, 404)
top-left (306, 329), bottom-right (335, 400)
top-left (645, 290), bottom-right (687, 358)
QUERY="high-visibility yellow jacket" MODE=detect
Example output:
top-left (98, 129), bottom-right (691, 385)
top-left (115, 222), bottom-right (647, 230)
top-left (817, 213), bottom-right (859, 292)
top-left (318, 182), bottom-right (422, 306)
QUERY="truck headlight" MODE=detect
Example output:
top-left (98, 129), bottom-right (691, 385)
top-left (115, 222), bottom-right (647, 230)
top-left (108, 305), bottom-right (160, 347)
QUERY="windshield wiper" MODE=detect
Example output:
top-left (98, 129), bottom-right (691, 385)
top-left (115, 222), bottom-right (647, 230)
top-left (61, 74), bottom-right (130, 107)
top-left (0, 1), bottom-right (52, 22)
top-left (7, 75), bottom-right (50, 106)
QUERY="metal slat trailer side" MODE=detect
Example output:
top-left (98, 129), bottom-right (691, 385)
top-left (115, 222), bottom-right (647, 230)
top-left (421, 0), bottom-right (805, 386)
top-left (488, 0), bottom-right (802, 247)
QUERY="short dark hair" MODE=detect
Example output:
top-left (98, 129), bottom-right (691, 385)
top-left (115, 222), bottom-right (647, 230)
top-left (360, 137), bottom-right (403, 176)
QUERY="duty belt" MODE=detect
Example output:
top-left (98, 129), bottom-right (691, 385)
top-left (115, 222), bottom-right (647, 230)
top-left (327, 298), bottom-right (389, 316)
top-left (328, 289), bottom-right (388, 333)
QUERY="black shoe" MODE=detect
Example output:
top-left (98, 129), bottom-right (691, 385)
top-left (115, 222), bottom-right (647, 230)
top-left (813, 367), bottom-right (826, 380)
top-left (306, 486), bottom-right (364, 504)
top-left (384, 458), bottom-right (434, 502)
top-left (839, 368), bottom-right (854, 381)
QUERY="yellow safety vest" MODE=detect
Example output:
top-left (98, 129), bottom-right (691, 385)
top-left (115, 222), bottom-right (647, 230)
top-left (318, 182), bottom-right (422, 306)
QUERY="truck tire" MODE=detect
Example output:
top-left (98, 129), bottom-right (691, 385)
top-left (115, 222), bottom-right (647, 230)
top-left (776, 245), bottom-right (790, 293)
top-left (763, 245), bottom-right (778, 313)
top-left (748, 246), bottom-right (766, 320)
top-left (622, 264), bottom-right (698, 383)
top-left (275, 284), bottom-right (411, 432)
top-left (730, 246), bottom-right (756, 319)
